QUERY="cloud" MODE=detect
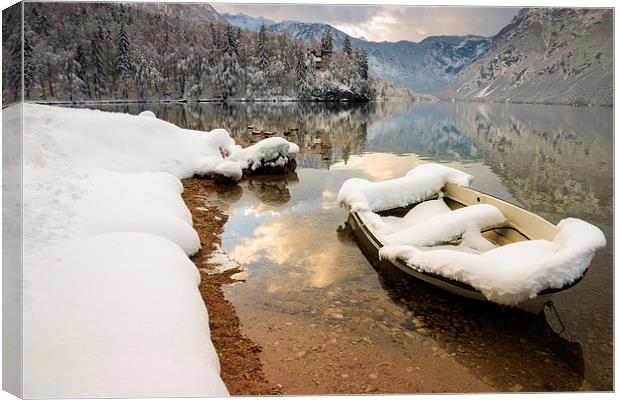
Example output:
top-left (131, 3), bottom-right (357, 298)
top-left (212, 4), bottom-right (519, 42)
top-left (229, 214), bottom-right (358, 293)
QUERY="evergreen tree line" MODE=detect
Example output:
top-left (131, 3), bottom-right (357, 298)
top-left (2, 3), bottom-right (405, 103)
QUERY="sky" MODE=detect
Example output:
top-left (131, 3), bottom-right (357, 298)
top-left (211, 3), bottom-right (520, 42)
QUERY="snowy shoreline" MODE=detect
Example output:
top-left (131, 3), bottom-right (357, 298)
top-left (13, 104), bottom-right (298, 397)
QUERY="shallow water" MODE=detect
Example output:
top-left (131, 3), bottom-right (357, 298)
top-left (83, 101), bottom-right (613, 392)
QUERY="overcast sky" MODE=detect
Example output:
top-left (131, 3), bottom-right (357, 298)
top-left (211, 4), bottom-right (520, 42)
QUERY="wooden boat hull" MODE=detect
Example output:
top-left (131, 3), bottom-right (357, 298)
top-left (347, 185), bottom-right (586, 314)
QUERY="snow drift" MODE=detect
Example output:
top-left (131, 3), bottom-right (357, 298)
top-left (338, 163), bottom-right (606, 305)
top-left (17, 104), bottom-right (297, 397)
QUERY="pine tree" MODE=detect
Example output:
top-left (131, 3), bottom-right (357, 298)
top-left (225, 24), bottom-right (239, 57)
top-left (136, 57), bottom-right (148, 100)
top-left (74, 42), bottom-right (90, 97)
top-left (342, 35), bottom-right (352, 56)
top-left (354, 48), bottom-right (368, 79)
top-left (37, 9), bottom-right (49, 37)
top-left (209, 22), bottom-right (219, 52)
top-left (295, 50), bottom-right (306, 83)
top-left (236, 27), bottom-right (248, 68)
top-left (116, 25), bottom-right (131, 97)
top-left (90, 26), bottom-right (107, 97)
top-left (8, 28), bottom-right (22, 100)
top-left (257, 24), bottom-right (268, 70)
top-left (217, 52), bottom-right (240, 99)
top-left (177, 59), bottom-right (188, 97)
top-left (321, 30), bottom-right (333, 53)
top-left (62, 52), bottom-right (78, 102)
top-left (23, 22), bottom-right (36, 98)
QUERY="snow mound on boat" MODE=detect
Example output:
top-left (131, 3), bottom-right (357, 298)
top-left (384, 204), bottom-right (505, 247)
top-left (379, 215), bottom-right (606, 305)
top-left (361, 198), bottom-right (502, 252)
top-left (337, 163), bottom-right (473, 212)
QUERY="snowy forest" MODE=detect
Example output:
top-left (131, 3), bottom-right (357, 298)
top-left (2, 2), bottom-right (412, 103)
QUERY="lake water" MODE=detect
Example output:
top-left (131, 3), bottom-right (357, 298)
top-left (83, 101), bottom-right (613, 392)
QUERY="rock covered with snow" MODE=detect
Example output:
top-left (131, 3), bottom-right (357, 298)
top-left (229, 136), bottom-right (299, 172)
top-left (138, 110), bottom-right (157, 118)
top-left (16, 104), bottom-right (299, 397)
top-left (337, 163), bottom-right (473, 212)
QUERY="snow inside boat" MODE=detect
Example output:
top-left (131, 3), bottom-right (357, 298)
top-left (337, 163), bottom-right (606, 313)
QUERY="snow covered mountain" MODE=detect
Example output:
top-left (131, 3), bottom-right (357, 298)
top-left (267, 20), bottom-right (350, 44)
top-left (132, 2), bottom-right (227, 25)
top-left (220, 12), bottom-right (275, 31)
top-left (222, 13), bottom-right (490, 93)
top-left (440, 8), bottom-right (613, 106)
top-left (358, 36), bottom-right (490, 93)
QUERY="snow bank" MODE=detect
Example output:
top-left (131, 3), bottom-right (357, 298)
top-left (24, 233), bottom-right (227, 398)
top-left (24, 104), bottom-right (296, 183)
top-left (337, 163), bottom-right (472, 212)
top-left (18, 104), bottom-right (266, 397)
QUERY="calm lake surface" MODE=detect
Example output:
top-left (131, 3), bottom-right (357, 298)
top-left (83, 101), bottom-right (613, 392)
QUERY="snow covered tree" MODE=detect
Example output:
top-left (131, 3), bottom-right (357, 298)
top-left (295, 49), bottom-right (306, 84)
top-left (23, 22), bottom-right (36, 98)
top-left (135, 57), bottom-right (149, 100)
top-left (29, 7), bottom-right (48, 38)
top-left (342, 35), bottom-right (352, 56)
top-left (208, 22), bottom-right (220, 55)
top-left (177, 59), bottom-right (188, 97)
top-left (90, 26), bottom-right (106, 97)
top-left (321, 30), bottom-right (333, 53)
top-left (7, 22), bottom-right (37, 100)
top-left (74, 42), bottom-right (90, 97)
top-left (354, 47), bottom-right (368, 80)
top-left (257, 24), bottom-right (269, 70)
top-left (225, 24), bottom-right (239, 57)
top-left (115, 25), bottom-right (131, 97)
top-left (217, 52), bottom-right (241, 99)
top-left (37, 9), bottom-right (49, 37)
top-left (61, 51), bottom-right (81, 101)
top-left (7, 28), bottom-right (22, 100)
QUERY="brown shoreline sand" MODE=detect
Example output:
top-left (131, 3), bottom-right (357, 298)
top-left (182, 177), bottom-right (280, 395)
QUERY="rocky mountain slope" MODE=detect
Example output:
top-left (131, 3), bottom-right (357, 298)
top-left (132, 2), bottom-right (227, 25)
top-left (222, 13), bottom-right (490, 93)
top-left (358, 35), bottom-right (490, 93)
top-left (267, 20), bottom-right (349, 44)
top-left (440, 8), bottom-right (613, 106)
top-left (221, 12), bottom-right (275, 31)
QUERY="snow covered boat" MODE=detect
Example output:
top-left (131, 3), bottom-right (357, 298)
top-left (337, 163), bottom-right (606, 313)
